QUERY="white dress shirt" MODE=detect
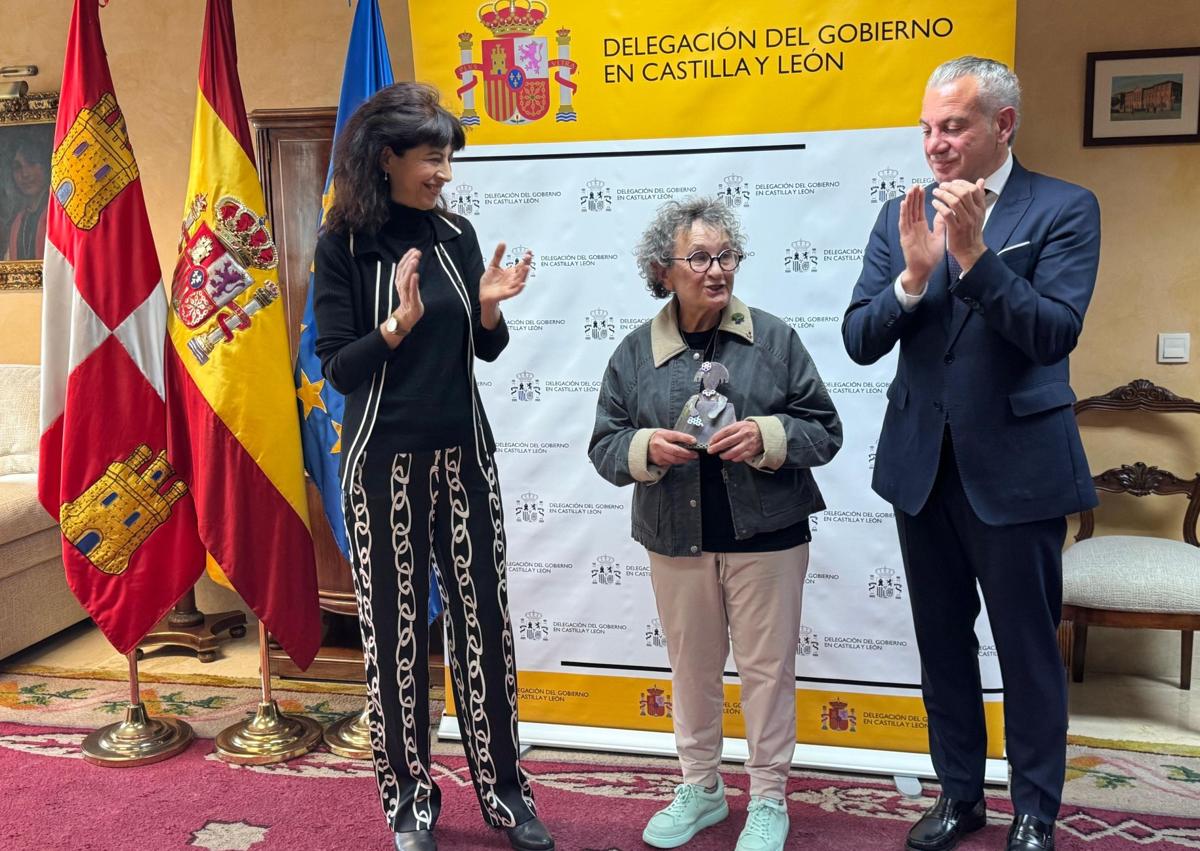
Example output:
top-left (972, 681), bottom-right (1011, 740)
top-left (894, 151), bottom-right (1014, 311)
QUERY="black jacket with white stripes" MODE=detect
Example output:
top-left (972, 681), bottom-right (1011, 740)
top-left (313, 202), bottom-right (509, 473)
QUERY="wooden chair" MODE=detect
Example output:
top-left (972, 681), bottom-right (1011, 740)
top-left (1061, 379), bottom-right (1200, 690)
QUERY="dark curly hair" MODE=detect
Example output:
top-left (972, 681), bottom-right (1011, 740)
top-left (323, 82), bottom-right (466, 235)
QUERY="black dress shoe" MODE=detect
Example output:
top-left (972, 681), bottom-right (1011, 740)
top-left (393, 829), bottom-right (437, 851)
top-left (505, 816), bottom-right (555, 850)
top-left (1007, 814), bottom-right (1055, 850)
top-left (905, 795), bottom-right (986, 851)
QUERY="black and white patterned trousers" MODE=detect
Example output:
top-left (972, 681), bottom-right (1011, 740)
top-left (343, 444), bottom-right (536, 833)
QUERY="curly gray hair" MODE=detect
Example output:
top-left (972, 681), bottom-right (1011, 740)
top-left (634, 196), bottom-right (747, 299)
top-left (927, 56), bottom-right (1022, 145)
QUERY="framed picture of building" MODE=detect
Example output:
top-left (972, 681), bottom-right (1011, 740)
top-left (0, 92), bottom-right (57, 291)
top-left (1085, 47), bottom-right (1200, 146)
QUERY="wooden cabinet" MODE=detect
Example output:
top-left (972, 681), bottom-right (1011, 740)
top-left (251, 107), bottom-right (364, 681)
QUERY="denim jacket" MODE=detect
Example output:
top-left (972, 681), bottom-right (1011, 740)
top-left (588, 296), bottom-right (842, 557)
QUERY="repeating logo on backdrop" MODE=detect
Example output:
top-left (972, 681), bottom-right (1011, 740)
top-left (797, 625), bottom-right (821, 657)
top-left (870, 167), bottom-right (907, 203)
top-left (452, 1), bottom-right (579, 127)
top-left (645, 618), bottom-right (667, 648)
top-left (519, 610), bottom-right (549, 641)
top-left (867, 442), bottom-right (877, 471)
top-left (640, 685), bottom-right (673, 718)
top-left (505, 245), bottom-right (537, 277)
top-left (511, 370), bottom-right (541, 402)
top-left (717, 174), bottom-right (751, 207)
top-left (447, 184), bottom-right (480, 216)
top-left (591, 554), bottom-right (622, 586)
top-left (580, 179), bottom-right (612, 212)
top-left (868, 566), bottom-right (904, 600)
top-left (820, 699), bottom-right (857, 732)
top-left (513, 491), bottom-right (545, 522)
top-left (584, 309), bottom-right (615, 340)
top-left (783, 239), bottom-right (819, 273)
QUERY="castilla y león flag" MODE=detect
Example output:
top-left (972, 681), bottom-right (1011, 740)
top-left (38, 0), bottom-right (207, 653)
top-left (165, 0), bottom-right (320, 668)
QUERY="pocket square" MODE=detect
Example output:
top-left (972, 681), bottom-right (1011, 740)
top-left (997, 240), bottom-right (1031, 255)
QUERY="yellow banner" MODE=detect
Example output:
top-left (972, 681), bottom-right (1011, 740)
top-left (445, 670), bottom-right (1004, 758)
top-left (411, 0), bottom-right (1015, 144)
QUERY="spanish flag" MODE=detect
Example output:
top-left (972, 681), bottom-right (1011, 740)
top-left (165, 0), bottom-right (319, 668)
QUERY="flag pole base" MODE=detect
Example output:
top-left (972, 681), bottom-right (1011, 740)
top-left (81, 702), bottom-right (194, 767)
top-left (139, 588), bottom-right (247, 663)
top-left (323, 703), bottom-right (372, 760)
top-left (215, 700), bottom-right (322, 765)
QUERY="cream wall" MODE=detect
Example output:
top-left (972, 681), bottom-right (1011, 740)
top-left (1017, 0), bottom-right (1200, 450)
top-left (1, 1), bottom-right (1195, 674)
top-left (1015, 0), bottom-right (1200, 680)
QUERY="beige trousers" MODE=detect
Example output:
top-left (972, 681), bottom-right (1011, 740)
top-left (648, 543), bottom-right (809, 800)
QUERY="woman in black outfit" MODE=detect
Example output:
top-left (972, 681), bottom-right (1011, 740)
top-left (313, 83), bottom-right (554, 851)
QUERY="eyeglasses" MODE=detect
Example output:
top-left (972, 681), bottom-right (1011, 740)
top-left (663, 248), bottom-right (744, 273)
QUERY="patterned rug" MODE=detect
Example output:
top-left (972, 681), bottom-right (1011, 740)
top-left (2, 721), bottom-right (1200, 851)
top-left (0, 665), bottom-right (369, 738)
top-left (3, 667), bottom-right (1200, 849)
top-left (1063, 737), bottom-right (1200, 820)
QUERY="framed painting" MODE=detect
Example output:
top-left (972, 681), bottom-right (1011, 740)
top-left (1085, 47), bottom-right (1200, 146)
top-left (0, 91), bottom-right (57, 290)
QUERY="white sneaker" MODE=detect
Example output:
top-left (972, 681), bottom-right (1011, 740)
top-left (641, 776), bottom-right (729, 849)
top-left (735, 796), bottom-right (790, 851)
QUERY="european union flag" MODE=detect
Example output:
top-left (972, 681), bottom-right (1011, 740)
top-left (295, 0), bottom-right (443, 623)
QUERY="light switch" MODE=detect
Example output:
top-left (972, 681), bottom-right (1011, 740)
top-left (1158, 332), bottom-right (1190, 364)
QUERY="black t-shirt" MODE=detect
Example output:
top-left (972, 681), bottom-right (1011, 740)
top-left (681, 328), bottom-right (811, 553)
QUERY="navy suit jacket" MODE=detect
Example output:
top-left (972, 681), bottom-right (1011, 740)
top-left (842, 157), bottom-right (1101, 526)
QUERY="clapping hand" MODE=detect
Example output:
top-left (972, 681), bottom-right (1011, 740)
top-left (931, 178), bottom-right (988, 274)
top-left (389, 247), bottom-right (424, 333)
top-left (898, 185), bottom-right (946, 293)
top-left (480, 242), bottom-right (532, 308)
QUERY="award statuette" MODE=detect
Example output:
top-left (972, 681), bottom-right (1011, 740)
top-left (673, 361), bottom-right (736, 451)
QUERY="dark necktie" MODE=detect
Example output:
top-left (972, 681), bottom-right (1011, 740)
top-left (946, 247), bottom-right (962, 282)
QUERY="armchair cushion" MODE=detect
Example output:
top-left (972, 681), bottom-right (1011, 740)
top-left (0, 526), bottom-right (60, 582)
top-left (1063, 535), bottom-right (1200, 614)
top-left (0, 364), bottom-right (40, 476)
top-left (0, 477), bottom-right (56, 548)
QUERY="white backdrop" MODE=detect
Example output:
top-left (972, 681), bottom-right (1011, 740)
top-left (438, 127), bottom-right (1005, 774)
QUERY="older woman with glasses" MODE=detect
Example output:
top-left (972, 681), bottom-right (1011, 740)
top-left (589, 197), bottom-right (842, 851)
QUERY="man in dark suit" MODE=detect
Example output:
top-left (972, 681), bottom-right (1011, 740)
top-left (842, 56), bottom-right (1101, 851)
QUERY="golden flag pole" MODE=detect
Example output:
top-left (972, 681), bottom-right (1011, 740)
top-left (324, 703), bottom-right (372, 759)
top-left (81, 650), bottom-right (193, 766)
top-left (215, 622), bottom-right (322, 764)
